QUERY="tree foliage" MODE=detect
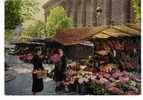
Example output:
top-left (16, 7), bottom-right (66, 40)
top-left (22, 6), bottom-right (73, 39)
top-left (5, 30), bottom-right (15, 43)
top-left (131, 0), bottom-right (141, 23)
top-left (24, 20), bottom-right (46, 38)
top-left (46, 6), bottom-right (73, 38)
top-left (5, 0), bottom-right (39, 30)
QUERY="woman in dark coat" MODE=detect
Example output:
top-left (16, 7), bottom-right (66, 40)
top-left (31, 49), bottom-right (44, 95)
top-left (53, 48), bottom-right (67, 90)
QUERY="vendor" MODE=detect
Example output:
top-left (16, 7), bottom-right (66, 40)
top-left (52, 48), bottom-right (67, 91)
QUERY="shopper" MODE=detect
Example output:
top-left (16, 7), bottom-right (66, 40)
top-left (53, 48), bottom-right (67, 91)
top-left (31, 49), bottom-right (44, 95)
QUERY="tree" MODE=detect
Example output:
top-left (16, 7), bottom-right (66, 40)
top-left (5, 30), bottom-right (15, 43)
top-left (131, 0), bottom-right (141, 23)
top-left (24, 20), bottom-right (46, 38)
top-left (5, 0), bottom-right (39, 30)
top-left (46, 6), bottom-right (73, 38)
top-left (23, 6), bottom-right (73, 39)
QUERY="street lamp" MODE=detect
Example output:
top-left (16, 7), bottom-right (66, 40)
top-left (96, 6), bottom-right (102, 25)
top-left (96, 6), bottom-right (102, 15)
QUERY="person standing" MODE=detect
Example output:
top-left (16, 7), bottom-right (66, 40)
top-left (52, 48), bottom-right (67, 91)
top-left (31, 49), bottom-right (44, 95)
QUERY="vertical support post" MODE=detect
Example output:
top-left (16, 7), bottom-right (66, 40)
top-left (93, 40), bottom-right (96, 68)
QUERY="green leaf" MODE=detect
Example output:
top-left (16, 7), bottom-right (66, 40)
top-left (5, 0), bottom-right (39, 30)
top-left (46, 6), bottom-right (73, 38)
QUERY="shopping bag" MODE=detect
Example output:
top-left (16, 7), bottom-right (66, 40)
top-left (33, 69), bottom-right (48, 79)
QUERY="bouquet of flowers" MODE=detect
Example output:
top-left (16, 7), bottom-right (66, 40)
top-left (49, 53), bottom-right (60, 64)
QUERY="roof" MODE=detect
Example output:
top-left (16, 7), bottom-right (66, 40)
top-left (17, 24), bottom-right (140, 46)
top-left (53, 26), bottom-right (107, 45)
top-left (53, 24), bottom-right (140, 45)
top-left (92, 23), bottom-right (140, 39)
top-left (17, 35), bottom-right (32, 43)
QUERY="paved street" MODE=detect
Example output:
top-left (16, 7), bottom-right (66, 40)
top-left (5, 62), bottom-right (57, 95)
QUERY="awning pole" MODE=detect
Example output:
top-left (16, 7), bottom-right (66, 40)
top-left (93, 40), bottom-right (96, 68)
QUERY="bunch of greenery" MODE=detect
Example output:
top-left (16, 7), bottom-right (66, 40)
top-left (46, 6), bottom-right (73, 38)
top-left (24, 6), bottom-right (73, 39)
top-left (5, 0), bottom-right (39, 30)
top-left (131, 0), bottom-right (141, 23)
top-left (5, 0), bottom-right (39, 43)
top-left (90, 84), bottom-right (110, 95)
top-left (24, 20), bottom-right (46, 38)
top-left (5, 30), bottom-right (15, 43)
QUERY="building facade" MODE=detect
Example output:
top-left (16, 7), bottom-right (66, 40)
top-left (43, 0), bottom-right (136, 27)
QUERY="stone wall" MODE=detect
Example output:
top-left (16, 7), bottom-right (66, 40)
top-left (43, 0), bottom-right (137, 27)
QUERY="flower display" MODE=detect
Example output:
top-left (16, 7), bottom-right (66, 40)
top-left (63, 64), bottom-right (141, 95)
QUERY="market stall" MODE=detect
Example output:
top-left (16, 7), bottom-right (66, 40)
top-left (52, 24), bottom-right (141, 95)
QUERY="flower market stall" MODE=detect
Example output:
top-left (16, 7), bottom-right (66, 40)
top-left (53, 24), bottom-right (141, 95)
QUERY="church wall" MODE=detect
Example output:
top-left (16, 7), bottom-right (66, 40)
top-left (43, 0), bottom-right (136, 27)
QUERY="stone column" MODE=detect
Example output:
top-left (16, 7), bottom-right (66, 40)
top-left (82, 0), bottom-right (86, 27)
top-left (120, 0), bottom-right (126, 24)
top-left (103, 0), bottom-right (110, 25)
top-left (123, 0), bottom-right (132, 23)
top-left (71, 0), bottom-right (77, 27)
top-left (93, 0), bottom-right (97, 26)
top-left (79, 0), bottom-right (84, 27)
top-left (66, 0), bottom-right (72, 17)
top-left (106, 0), bottom-right (112, 25)
top-left (90, 0), bottom-right (94, 26)
top-left (111, 0), bottom-right (122, 25)
top-left (77, 0), bottom-right (82, 27)
top-left (86, 0), bottom-right (91, 26)
top-left (69, 0), bottom-right (73, 18)
top-left (130, 0), bottom-right (135, 23)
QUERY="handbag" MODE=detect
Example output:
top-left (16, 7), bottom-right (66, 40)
top-left (33, 69), bottom-right (48, 79)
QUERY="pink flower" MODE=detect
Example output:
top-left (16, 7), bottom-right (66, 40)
top-left (50, 54), bottom-right (60, 64)
top-left (26, 54), bottom-right (33, 61)
top-left (107, 87), bottom-right (123, 94)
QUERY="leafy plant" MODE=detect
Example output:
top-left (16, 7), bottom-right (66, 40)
top-left (5, 0), bottom-right (39, 30)
top-left (24, 20), bottom-right (46, 38)
top-left (5, 30), bottom-right (15, 43)
top-left (131, 0), bottom-right (141, 23)
top-left (46, 6), bottom-right (73, 38)
top-left (90, 84), bottom-right (110, 95)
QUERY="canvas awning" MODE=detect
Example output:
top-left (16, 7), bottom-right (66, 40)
top-left (53, 23), bottom-right (140, 45)
top-left (18, 24), bottom-right (140, 46)
top-left (53, 26), bottom-right (108, 45)
top-left (17, 35), bottom-right (32, 43)
top-left (92, 24), bottom-right (140, 39)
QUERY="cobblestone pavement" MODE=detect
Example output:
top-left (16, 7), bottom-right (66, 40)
top-left (5, 63), bottom-right (58, 95)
